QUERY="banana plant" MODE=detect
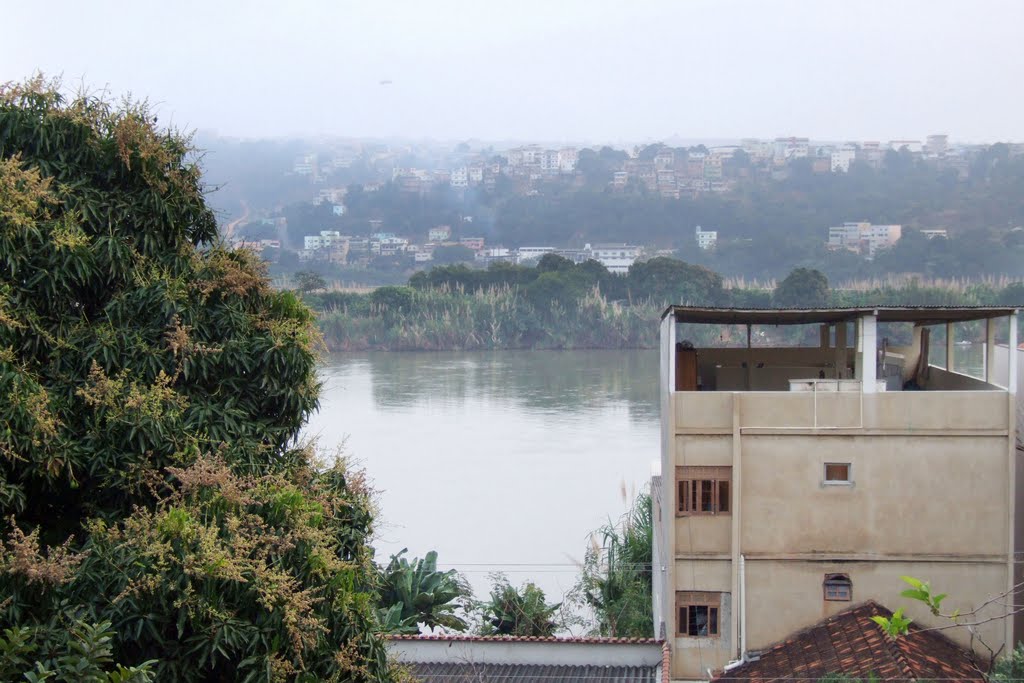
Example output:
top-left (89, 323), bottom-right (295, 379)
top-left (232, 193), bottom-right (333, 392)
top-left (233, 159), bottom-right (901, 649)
top-left (377, 549), bottom-right (472, 633)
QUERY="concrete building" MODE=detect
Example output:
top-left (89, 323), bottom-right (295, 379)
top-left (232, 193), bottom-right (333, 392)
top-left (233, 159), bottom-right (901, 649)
top-left (654, 305), bottom-right (1019, 681)
top-left (828, 222), bottom-right (902, 257)
top-left (695, 225), bottom-right (718, 251)
top-left (450, 167), bottom-right (468, 188)
top-left (428, 225), bottom-right (452, 242)
top-left (830, 146), bottom-right (857, 173)
top-left (516, 246), bottom-right (555, 264)
top-left (772, 137), bottom-right (810, 161)
top-left (459, 236), bottom-right (485, 251)
top-left (926, 134), bottom-right (949, 157)
top-left (588, 243), bottom-right (640, 274)
top-left (558, 147), bottom-right (578, 173)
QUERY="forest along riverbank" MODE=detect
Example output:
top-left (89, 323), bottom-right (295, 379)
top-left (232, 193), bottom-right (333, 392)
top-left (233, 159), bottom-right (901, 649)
top-left (304, 260), bottom-right (1024, 351)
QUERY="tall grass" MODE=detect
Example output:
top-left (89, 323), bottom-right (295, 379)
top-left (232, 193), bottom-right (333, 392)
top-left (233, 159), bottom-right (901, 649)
top-left (312, 280), bottom-right (1023, 352)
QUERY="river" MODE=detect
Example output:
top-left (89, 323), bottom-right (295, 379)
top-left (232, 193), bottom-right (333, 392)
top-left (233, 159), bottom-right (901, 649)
top-left (303, 350), bottom-right (660, 609)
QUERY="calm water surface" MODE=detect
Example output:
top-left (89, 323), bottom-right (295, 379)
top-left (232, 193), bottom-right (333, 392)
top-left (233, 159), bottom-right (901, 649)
top-left (303, 350), bottom-right (660, 602)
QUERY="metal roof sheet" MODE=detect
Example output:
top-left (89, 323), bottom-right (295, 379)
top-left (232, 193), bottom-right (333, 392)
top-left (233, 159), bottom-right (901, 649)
top-left (663, 305), bottom-right (1018, 326)
top-left (406, 662), bottom-right (659, 682)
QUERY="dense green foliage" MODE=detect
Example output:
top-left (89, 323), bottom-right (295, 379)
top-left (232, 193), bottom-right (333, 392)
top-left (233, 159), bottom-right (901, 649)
top-left (0, 618), bottom-right (156, 682)
top-left (377, 549), bottom-right (472, 634)
top-left (571, 492), bottom-right (653, 637)
top-left (307, 256), bottom-right (1023, 351)
top-left (475, 576), bottom-right (561, 637)
top-left (0, 78), bottom-right (393, 681)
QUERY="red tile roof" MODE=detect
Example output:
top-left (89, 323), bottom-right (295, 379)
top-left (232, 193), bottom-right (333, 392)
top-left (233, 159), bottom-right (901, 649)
top-left (713, 601), bottom-right (985, 682)
top-left (386, 633), bottom-right (662, 645)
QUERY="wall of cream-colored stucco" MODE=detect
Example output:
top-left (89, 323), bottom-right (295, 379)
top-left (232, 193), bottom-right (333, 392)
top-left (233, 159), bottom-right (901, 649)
top-left (676, 434), bottom-right (733, 466)
top-left (675, 390), bottom-right (1010, 432)
top-left (673, 637), bottom-right (731, 679)
top-left (673, 559), bottom-right (731, 591)
top-left (742, 560), bottom-right (1008, 654)
top-left (675, 516), bottom-right (731, 554)
top-left (927, 365), bottom-right (1002, 390)
top-left (739, 434), bottom-right (1009, 556)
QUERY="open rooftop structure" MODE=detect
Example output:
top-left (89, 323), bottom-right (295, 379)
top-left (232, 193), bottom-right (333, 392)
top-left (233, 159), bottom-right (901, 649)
top-left (654, 306), bottom-right (1020, 681)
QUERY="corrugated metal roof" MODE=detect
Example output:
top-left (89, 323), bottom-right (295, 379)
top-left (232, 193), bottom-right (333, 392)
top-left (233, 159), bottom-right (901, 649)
top-left (405, 662), bottom-right (659, 682)
top-left (663, 305), bottom-right (1018, 325)
top-left (387, 634), bottom-right (661, 645)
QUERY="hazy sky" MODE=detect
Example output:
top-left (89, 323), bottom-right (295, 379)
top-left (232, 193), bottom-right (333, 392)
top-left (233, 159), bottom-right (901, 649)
top-left (4, 0), bottom-right (1023, 144)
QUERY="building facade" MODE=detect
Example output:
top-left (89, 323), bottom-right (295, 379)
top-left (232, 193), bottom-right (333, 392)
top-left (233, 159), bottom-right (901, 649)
top-left (654, 306), bottom-right (1019, 681)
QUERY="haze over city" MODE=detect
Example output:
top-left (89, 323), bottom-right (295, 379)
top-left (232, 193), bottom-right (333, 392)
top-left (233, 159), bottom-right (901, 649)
top-left (4, 0), bottom-right (1024, 143)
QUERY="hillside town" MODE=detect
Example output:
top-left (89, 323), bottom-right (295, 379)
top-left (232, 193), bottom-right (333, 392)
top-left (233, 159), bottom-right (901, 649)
top-left (283, 134), bottom-right (980, 200)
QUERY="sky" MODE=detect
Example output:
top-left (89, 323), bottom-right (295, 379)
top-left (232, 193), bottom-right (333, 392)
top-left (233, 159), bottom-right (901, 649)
top-left (4, 0), bottom-right (1024, 145)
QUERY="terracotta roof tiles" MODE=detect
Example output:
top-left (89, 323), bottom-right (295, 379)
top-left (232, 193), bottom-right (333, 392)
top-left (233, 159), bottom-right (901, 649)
top-left (713, 601), bottom-right (985, 682)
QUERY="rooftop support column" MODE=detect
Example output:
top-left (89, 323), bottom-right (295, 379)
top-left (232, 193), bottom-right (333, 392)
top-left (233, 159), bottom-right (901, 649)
top-left (745, 324), bottom-right (752, 391)
top-left (946, 322), bottom-right (955, 372)
top-left (1010, 312), bottom-right (1018, 396)
top-left (857, 313), bottom-right (878, 393)
top-left (1005, 311), bottom-right (1017, 653)
top-left (834, 322), bottom-right (848, 379)
top-left (986, 317), bottom-right (997, 385)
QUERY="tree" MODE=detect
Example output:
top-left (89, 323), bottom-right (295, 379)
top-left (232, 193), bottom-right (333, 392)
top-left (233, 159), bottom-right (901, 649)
top-left (872, 576), bottom-right (1024, 677)
top-left (476, 576), bottom-right (561, 637)
top-left (626, 257), bottom-right (724, 305)
top-left (0, 77), bottom-right (393, 681)
top-left (377, 549), bottom-right (472, 633)
top-left (431, 244), bottom-right (476, 265)
top-left (294, 269), bottom-right (327, 293)
top-left (536, 252), bottom-right (575, 273)
top-left (773, 267), bottom-right (830, 307)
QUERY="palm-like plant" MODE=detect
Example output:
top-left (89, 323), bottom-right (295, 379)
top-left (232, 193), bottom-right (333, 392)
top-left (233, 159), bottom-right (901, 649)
top-left (377, 549), bottom-right (472, 633)
top-left (477, 576), bottom-right (561, 637)
top-left (572, 490), bottom-right (654, 637)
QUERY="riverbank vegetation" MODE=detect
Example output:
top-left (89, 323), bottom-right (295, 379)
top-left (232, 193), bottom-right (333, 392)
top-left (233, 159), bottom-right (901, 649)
top-left (304, 255), bottom-right (1024, 351)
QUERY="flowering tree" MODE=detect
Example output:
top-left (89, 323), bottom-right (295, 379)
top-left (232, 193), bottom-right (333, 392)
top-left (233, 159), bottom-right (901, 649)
top-left (0, 77), bottom-right (393, 681)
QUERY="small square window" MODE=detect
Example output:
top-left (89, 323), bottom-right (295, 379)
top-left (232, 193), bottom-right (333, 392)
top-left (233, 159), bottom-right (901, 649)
top-left (824, 463), bottom-right (851, 484)
top-left (824, 574), bottom-right (852, 601)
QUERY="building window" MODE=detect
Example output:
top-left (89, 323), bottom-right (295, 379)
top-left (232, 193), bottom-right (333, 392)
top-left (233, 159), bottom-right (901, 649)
top-left (824, 463), bottom-right (851, 485)
top-left (676, 466), bottom-right (731, 516)
top-left (676, 591), bottom-right (721, 637)
top-left (823, 574), bottom-right (852, 601)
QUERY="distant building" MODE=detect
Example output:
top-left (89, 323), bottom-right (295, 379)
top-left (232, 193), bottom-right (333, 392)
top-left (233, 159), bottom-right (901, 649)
top-left (428, 225), bottom-right (452, 242)
top-left (588, 243), bottom-right (640, 274)
top-left (926, 134), bottom-right (949, 157)
top-left (516, 246), bottom-right (555, 264)
top-left (830, 146), bottom-right (857, 173)
top-left (450, 167), bottom-right (468, 188)
top-left (331, 204), bottom-right (345, 216)
top-left (888, 139), bottom-right (923, 154)
top-left (459, 236), bottom-right (485, 251)
top-left (827, 221), bottom-right (902, 257)
top-left (702, 155), bottom-right (723, 181)
top-left (859, 141), bottom-right (884, 169)
top-left (695, 225), bottom-right (718, 250)
top-left (773, 137), bottom-right (810, 161)
top-left (557, 147), bottom-right (578, 173)
top-left (920, 228), bottom-right (948, 239)
top-left (475, 247), bottom-right (513, 265)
